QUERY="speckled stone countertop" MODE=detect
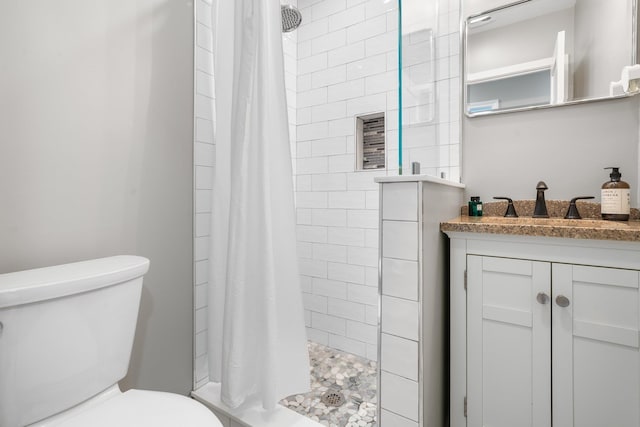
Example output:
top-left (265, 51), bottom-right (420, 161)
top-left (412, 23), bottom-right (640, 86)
top-left (441, 201), bottom-right (640, 242)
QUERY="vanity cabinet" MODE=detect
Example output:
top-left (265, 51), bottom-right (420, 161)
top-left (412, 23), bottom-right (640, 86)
top-left (443, 230), bottom-right (640, 427)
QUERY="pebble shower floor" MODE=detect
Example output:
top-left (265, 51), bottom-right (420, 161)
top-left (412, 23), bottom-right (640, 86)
top-left (280, 341), bottom-right (377, 427)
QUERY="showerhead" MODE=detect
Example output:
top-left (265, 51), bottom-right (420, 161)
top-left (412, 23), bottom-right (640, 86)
top-left (281, 5), bottom-right (302, 32)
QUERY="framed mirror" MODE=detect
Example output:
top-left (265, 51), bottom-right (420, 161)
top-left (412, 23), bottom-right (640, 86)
top-left (463, 0), bottom-right (638, 116)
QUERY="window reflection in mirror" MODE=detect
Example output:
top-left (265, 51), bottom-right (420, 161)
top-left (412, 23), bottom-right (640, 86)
top-left (463, 0), bottom-right (637, 116)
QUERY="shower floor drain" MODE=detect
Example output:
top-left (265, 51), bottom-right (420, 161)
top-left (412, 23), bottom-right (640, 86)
top-left (321, 390), bottom-right (346, 407)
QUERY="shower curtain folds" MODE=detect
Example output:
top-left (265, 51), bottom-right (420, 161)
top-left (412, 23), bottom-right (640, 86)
top-left (207, 0), bottom-right (310, 411)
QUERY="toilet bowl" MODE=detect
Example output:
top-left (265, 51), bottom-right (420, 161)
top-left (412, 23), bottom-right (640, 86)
top-left (0, 256), bottom-right (222, 427)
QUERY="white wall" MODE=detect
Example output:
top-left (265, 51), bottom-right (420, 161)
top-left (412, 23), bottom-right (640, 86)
top-left (295, 0), bottom-right (461, 359)
top-left (0, 0), bottom-right (195, 394)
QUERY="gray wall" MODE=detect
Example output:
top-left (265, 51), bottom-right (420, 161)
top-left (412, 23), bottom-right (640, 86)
top-left (463, 96), bottom-right (640, 207)
top-left (0, 1), bottom-right (194, 395)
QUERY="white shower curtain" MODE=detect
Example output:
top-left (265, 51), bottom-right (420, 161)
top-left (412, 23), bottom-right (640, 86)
top-left (207, 0), bottom-right (310, 410)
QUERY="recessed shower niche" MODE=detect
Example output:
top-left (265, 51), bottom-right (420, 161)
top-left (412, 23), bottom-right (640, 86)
top-left (356, 112), bottom-right (386, 171)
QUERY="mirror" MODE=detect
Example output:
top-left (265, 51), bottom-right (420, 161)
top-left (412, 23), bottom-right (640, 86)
top-left (463, 0), bottom-right (638, 116)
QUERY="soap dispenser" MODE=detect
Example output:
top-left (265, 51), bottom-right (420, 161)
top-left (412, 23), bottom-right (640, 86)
top-left (601, 167), bottom-right (630, 221)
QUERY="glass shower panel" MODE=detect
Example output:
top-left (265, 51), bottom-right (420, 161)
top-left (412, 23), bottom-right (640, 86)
top-left (397, 0), bottom-right (437, 175)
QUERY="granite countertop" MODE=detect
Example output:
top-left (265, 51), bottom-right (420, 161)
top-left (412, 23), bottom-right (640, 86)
top-left (441, 201), bottom-right (640, 242)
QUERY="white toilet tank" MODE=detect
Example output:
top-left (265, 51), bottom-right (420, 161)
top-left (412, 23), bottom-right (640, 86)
top-left (0, 256), bottom-right (150, 427)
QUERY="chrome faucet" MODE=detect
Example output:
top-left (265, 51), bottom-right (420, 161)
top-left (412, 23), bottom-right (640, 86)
top-left (533, 181), bottom-right (549, 218)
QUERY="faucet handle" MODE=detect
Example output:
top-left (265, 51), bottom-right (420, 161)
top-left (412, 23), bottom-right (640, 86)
top-left (493, 197), bottom-right (519, 217)
top-left (564, 196), bottom-right (595, 219)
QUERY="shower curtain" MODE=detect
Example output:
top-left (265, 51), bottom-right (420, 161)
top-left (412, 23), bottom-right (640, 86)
top-left (207, 0), bottom-right (310, 410)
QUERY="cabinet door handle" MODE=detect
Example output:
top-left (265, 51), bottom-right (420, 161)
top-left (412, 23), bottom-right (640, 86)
top-left (536, 292), bottom-right (549, 304)
top-left (556, 295), bottom-right (570, 307)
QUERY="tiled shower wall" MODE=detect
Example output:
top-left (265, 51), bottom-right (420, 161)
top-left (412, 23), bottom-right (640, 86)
top-left (295, 0), bottom-right (461, 360)
top-left (192, 0), bottom-right (299, 389)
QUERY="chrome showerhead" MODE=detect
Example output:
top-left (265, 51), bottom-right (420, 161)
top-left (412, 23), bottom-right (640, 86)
top-left (281, 5), bottom-right (302, 32)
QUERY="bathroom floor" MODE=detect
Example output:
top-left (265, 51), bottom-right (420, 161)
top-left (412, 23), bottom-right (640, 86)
top-left (280, 342), bottom-right (377, 427)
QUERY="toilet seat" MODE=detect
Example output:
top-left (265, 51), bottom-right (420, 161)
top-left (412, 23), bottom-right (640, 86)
top-left (47, 389), bottom-right (222, 427)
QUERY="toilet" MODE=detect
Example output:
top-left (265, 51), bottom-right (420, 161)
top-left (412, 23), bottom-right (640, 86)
top-left (0, 255), bottom-right (222, 427)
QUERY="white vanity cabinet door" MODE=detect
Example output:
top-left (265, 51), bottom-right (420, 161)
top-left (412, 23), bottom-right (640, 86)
top-left (467, 255), bottom-right (551, 427)
top-left (552, 264), bottom-right (640, 427)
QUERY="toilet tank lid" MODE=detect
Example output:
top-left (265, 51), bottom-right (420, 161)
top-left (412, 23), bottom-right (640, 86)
top-left (0, 256), bottom-right (150, 309)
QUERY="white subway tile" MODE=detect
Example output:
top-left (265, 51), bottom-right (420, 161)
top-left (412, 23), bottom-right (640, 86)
top-left (311, 137), bottom-right (347, 156)
top-left (365, 304), bottom-right (378, 325)
top-left (196, 23), bottom-right (213, 51)
top-left (305, 310), bottom-right (312, 327)
top-left (299, 258), bottom-right (328, 278)
top-left (312, 29), bottom-right (347, 54)
top-left (328, 297), bottom-right (366, 321)
top-left (297, 224), bottom-right (328, 243)
top-left (312, 209), bottom-right (347, 226)
top-left (194, 283), bottom-right (209, 309)
top-left (365, 0), bottom-right (396, 18)
top-left (328, 117), bottom-right (354, 137)
top-left (329, 5), bottom-right (365, 31)
top-left (347, 171), bottom-right (383, 190)
top-left (347, 0), bottom-right (367, 7)
top-left (298, 39), bottom-right (312, 59)
top-left (196, 71), bottom-right (214, 97)
top-left (347, 246), bottom-right (378, 268)
top-left (327, 191), bottom-right (365, 209)
top-left (299, 52), bottom-right (328, 75)
top-left (195, 260), bottom-right (209, 285)
top-left (346, 93), bottom-right (386, 116)
top-left (195, 94), bottom-right (213, 120)
top-left (313, 243), bottom-right (348, 262)
top-left (296, 191), bottom-right (328, 208)
top-left (196, 0), bottom-right (212, 27)
top-left (347, 209), bottom-right (378, 229)
top-left (365, 70), bottom-right (397, 95)
top-left (346, 14), bottom-right (386, 44)
top-left (298, 17), bottom-right (329, 42)
top-left (380, 410), bottom-right (418, 427)
top-left (312, 65), bottom-right (347, 88)
top-left (297, 175), bottom-right (312, 191)
top-left (328, 79), bottom-right (365, 102)
top-left (196, 48), bottom-right (214, 75)
top-left (311, 101), bottom-right (347, 122)
top-left (195, 189), bottom-right (212, 213)
top-left (195, 166), bottom-right (213, 190)
top-left (312, 173), bottom-right (347, 191)
top-left (328, 262), bottom-right (365, 284)
top-left (297, 74), bottom-right (312, 92)
top-left (380, 371), bottom-right (419, 421)
top-left (347, 320), bottom-right (377, 344)
top-left (381, 333), bottom-right (418, 381)
top-left (297, 241), bottom-right (313, 258)
top-left (381, 295), bottom-right (419, 340)
top-left (195, 331), bottom-right (207, 357)
top-left (328, 226), bottom-right (365, 246)
top-left (297, 106), bottom-right (313, 125)
top-left (365, 190), bottom-right (379, 210)
top-left (298, 87), bottom-right (328, 108)
top-left (313, 0), bottom-right (347, 19)
top-left (365, 229), bottom-right (379, 248)
top-left (298, 122), bottom-right (329, 141)
top-left (365, 266), bottom-right (379, 287)
top-left (300, 275), bottom-right (313, 293)
top-left (312, 312), bottom-right (347, 335)
top-left (329, 154), bottom-right (355, 173)
top-left (313, 278), bottom-right (348, 299)
top-left (348, 283), bottom-right (378, 305)
top-left (195, 307), bottom-right (207, 333)
top-left (195, 213), bottom-right (211, 237)
top-left (328, 41), bottom-right (366, 67)
top-left (196, 119), bottom-right (213, 144)
top-left (195, 236), bottom-right (209, 262)
top-left (365, 31), bottom-right (397, 56)
top-left (194, 142), bottom-right (214, 166)
top-left (382, 221), bottom-right (419, 261)
top-left (306, 327), bottom-right (330, 345)
top-left (346, 53), bottom-right (386, 80)
top-left (367, 343), bottom-right (378, 361)
top-left (303, 292), bottom-right (328, 313)
top-left (329, 334), bottom-right (367, 357)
